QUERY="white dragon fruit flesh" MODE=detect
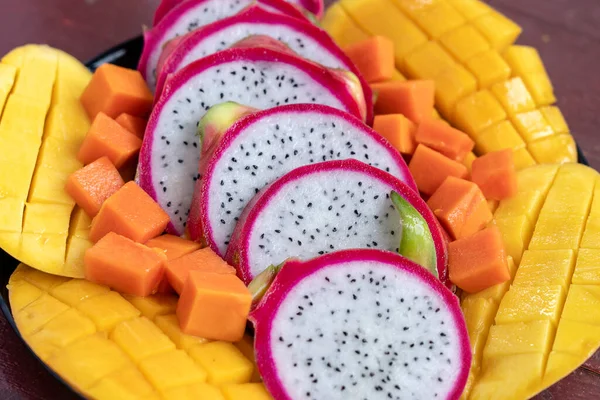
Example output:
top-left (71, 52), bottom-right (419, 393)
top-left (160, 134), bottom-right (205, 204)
top-left (137, 41), bottom-right (366, 235)
top-left (225, 159), bottom-right (447, 285)
top-left (250, 249), bottom-right (471, 400)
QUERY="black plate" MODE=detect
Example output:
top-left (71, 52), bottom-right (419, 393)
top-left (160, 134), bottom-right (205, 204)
top-left (0, 35), bottom-right (592, 399)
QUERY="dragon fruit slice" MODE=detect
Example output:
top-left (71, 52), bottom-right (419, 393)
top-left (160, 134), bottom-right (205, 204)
top-left (154, 5), bottom-right (373, 118)
top-left (225, 159), bottom-right (447, 285)
top-left (251, 249), bottom-right (471, 400)
top-left (152, 0), bottom-right (323, 26)
top-left (137, 45), bottom-right (366, 236)
top-left (140, 0), bottom-right (307, 90)
top-left (188, 102), bottom-right (415, 258)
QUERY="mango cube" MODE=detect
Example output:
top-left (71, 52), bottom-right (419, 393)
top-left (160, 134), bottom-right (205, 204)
top-left (515, 164), bottom-right (559, 194)
top-left (461, 297), bottom-right (497, 365)
top-left (512, 250), bottom-right (574, 289)
top-left (483, 320), bottom-right (553, 358)
top-left (8, 280), bottom-right (43, 311)
top-left (154, 314), bottom-right (210, 350)
top-left (551, 319), bottom-right (600, 356)
top-left (0, 94), bottom-right (48, 139)
top-left (48, 333), bottom-right (131, 390)
top-left (14, 293), bottom-right (69, 335)
top-left (475, 120), bottom-right (525, 154)
top-left (189, 342), bottom-right (254, 385)
top-left (29, 166), bottom-right (75, 206)
top-left (528, 134), bottom-right (578, 164)
top-left (76, 291), bottom-right (141, 331)
top-left (539, 106), bottom-right (569, 134)
top-left (495, 285), bottom-right (565, 325)
top-left (473, 10), bottom-right (522, 50)
top-left (433, 64), bottom-right (478, 118)
top-left (403, 42), bottom-right (457, 80)
top-left (124, 294), bottom-right (178, 320)
top-left (414, 1), bottom-right (466, 38)
top-left (0, 132), bottom-right (40, 200)
top-left (494, 190), bottom-right (544, 220)
top-left (0, 198), bottom-right (25, 233)
top-left (87, 367), bottom-right (156, 400)
top-left (139, 350), bottom-right (207, 391)
top-left (490, 77), bottom-right (536, 116)
top-left (64, 237), bottom-right (93, 278)
top-left (440, 25), bottom-right (489, 62)
top-left (503, 45), bottom-right (545, 76)
top-left (37, 136), bottom-right (83, 174)
top-left (321, 4), bottom-right (369, 47)
top-left (162, 383), bottom-right (225, 400)
top-left (522, 71), bottom-right (556, 106)
top-left (22, 203), bottom-right (72, 235)
top-left (542, 163), bottom-right (596, 214)
top-left (453, 90), bottom-right (507, 138)
top-left (561, 285), bottom-right (600, 325)
top-left (50, 278), bottom-right (109, 307)
top-left (465, 50), bottom-right (511, 89)
top-left (572, 248), bottom-right (600, 284)
top-left (19, 233), bottom-right (68, 275)
top-left (528, 213), bottom-right (585, 251)
top-left (463, 280), bottom-right (510, 305)
top-left (221, 383), bottom-right (273, 400)
top-left (543, 351), bottom-right (587, 389)
top-left (511, 110), bottom-right (554, 143)
top-left (22, 267), bottom-right (69, 291)
top-left (111, 317), bottom-right (176, 363)
top-left (494, 216), bottom-right (534, 264)
top-left (512, 147), bottom-right (536, 170)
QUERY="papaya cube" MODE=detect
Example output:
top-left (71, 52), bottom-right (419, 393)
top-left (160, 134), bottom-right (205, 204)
top-left (453, 90), bottom-right (507, 138)
top-left (528, 134), bottom-right (577, 164)
top-left (522, 71), bottom-right (556, 106)
top-left (503, 45), bottom-right (546, 76)
top-left (552, 319), bottom-right (600, 356)
top-left (124, 294), bottom-right (178, 320)
top-left (494, 216), bottom-right (533, 264)
top-left (433, 64), bottom-right (478, 119)
top-left (427, 177), bottom-right (492, 239)
top-left (47, 334), bottom-right (131, 390)
top-left (572, 249), bottom-right (600, 284)
top-left (511, 110), bottom-right (554, 143)
top-left (50, 279), bottom-right (110, 307)
top-left (439, 25), bottom-right (490, 62)
top-left (495, 285), bottom-right (565, 325)
top-left (154, 314), bottom-right (210, 350)
top-left (490, 77), bottom-right (536, 116)
top-left (403, 42), bottom-right (456, 80)
top-left (89, 181), bottom-right (170, 243)
top-left (138, 350), bottom-right (207, 391)
top-left (87, 367), bottom-right (156, 400)
top-left (416, 119), bottom-right (474, 162)
top-left (65, 156), bottom-right (125, 218)
top-left (110, 317), bottom-right (176, 363)
top-left (76, 291), bottom-right (141, 332)
top-left (413, 1), bottom-right (466, 39)
top-left (344, 36), bottom-right (395, 83)
top-left (77, 112), bottom-right (142, 168)
top-left (371, 80), bottom-right (435, 123)
top-left (372, 114), bottom-right (417, 155)
top-left (560, 285), bottom-right (600, 325)
top-left (512, 147), bottom-right (537, 170)
top-left (528, 213), bottom-right (586, 251)
top-left (80, 63), bottom-right (153, 119)
top-left (539, 106), bottom-right (569, 134)
top-left (189, 342), bottom-right (254, 385)
top-left (472, 10), bottom-right (522, 50)
top-left (146, 234), bottom-right (201, 260)
top-left (13, 293), bottom-right (70, 335)
top-left (513, 249), bottom-right (574, 289)
top-left (465, 50), bottom-right (511, 89)
top-left (162, 382), bottom-right (225, 400)
top-left (85, 232), bottom-right (167, 297)
top-left (115, 113), bottom-right (147, 139)
top-left (165, 248), bottom-right (236, 294)
top-left (221, 383), bottom-right (273, 400)
top-left (408, 145), bottom-right (468, 196)
top-left (177, 272), bottom-right (252, 342)
top-left (484, 320), bottom-right (553, 358)
top-left (475, 120), bottom-right (525, 154)
top-left (471, 149), bottom-right (518, 201)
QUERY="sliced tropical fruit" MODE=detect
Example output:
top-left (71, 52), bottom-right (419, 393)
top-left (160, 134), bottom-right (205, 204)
top-left (0, 45), bottom-right (93, 278)
top-left (8, 264), bottom-right (269, 399)
top-left (460, 163), bottom-right (600, 399)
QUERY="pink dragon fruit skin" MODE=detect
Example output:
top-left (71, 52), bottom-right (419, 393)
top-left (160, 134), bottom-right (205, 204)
top-left (154, 6), bottom-right (373, 123)
top-left (223, 159), bottom-right (448, 286)
top-left (140, 0), bottom-right (309, 91)
top-left (138, 46), bottom-right (367, 235)
top-left (187, 104), bottom-right (415, 258)
top-left (250, 249), bottom-right (471, 400)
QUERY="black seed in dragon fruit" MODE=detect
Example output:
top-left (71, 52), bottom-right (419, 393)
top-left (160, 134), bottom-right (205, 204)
top-left (250, 249), bottom-right (471, 400)
top-left (224, 159), bottom-right (447, 285)
top-left (140, 0), bottom-right (308, 90)
top-left (187, 102), bottom-right (415, 259)
top-left (154, 5), bottom-right (372, 118)
top-left (136, 40), bottom-right (367, 235)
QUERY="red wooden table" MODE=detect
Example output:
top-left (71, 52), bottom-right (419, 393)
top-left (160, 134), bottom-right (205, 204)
top-left (0, 0), bottom-right (599, 398)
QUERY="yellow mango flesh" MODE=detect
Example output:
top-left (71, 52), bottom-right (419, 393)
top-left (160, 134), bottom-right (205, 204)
top-left (0, 44), bottom-right (92, 278)
top-left (8, 264), bottom-right (266, 399)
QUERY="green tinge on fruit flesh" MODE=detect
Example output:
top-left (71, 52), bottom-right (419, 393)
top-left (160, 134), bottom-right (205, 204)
top-left (391, 191), bottom-right (437, 278)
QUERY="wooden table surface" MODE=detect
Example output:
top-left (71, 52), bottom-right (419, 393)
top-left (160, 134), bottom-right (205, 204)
top-left (1, 0), bottom-right (599, 398)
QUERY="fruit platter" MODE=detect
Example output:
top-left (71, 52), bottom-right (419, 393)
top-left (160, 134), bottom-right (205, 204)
top-left (1, 0), bottom-right (599, 399)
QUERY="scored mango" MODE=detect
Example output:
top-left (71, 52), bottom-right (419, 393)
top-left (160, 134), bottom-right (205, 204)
top-left (325, 0), bottom-right (576, 166)
top-left (460, 163), bottom-right (600, 399)
top-left (0, 45), bottom-right (93, 278)
top-left (8, 264), bottom-right (271, 400)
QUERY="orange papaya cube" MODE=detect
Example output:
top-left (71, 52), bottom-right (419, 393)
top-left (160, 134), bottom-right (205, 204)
top-left (471, 149), bottom-right (518, 201)
top-left (372, 114), bottom-right (417, 155)
top-left (427, 176), bottom-right (493, 240)
top-left (448, 225), bottom-right (511, 293)
top-left (115, 113), bottom-right (147, 139)
top-left (371, 80), bottom-right (435, 123)
top-left (408, 144), bottom-right (469, 196)
top-left (344, 36), bottom-right (395, 83)
top-left (177, 271), bottom-right (252, 342)
top-left (84, 232), bottom-right (166, 296)
top-left (146, 234), bottom-right (202, 261)
top-left (89, 181), bottom-right (170, 243)
top-left (65, 156), bottom-right (124, 218)
top-left (165, 248), bottom-right (236, 294)
top-left (80, 63), bottom-right (153, 119)
top-left (77, 112), bottom-right (142, 168)
top-left (415, 119), bottom-right (475, 162)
